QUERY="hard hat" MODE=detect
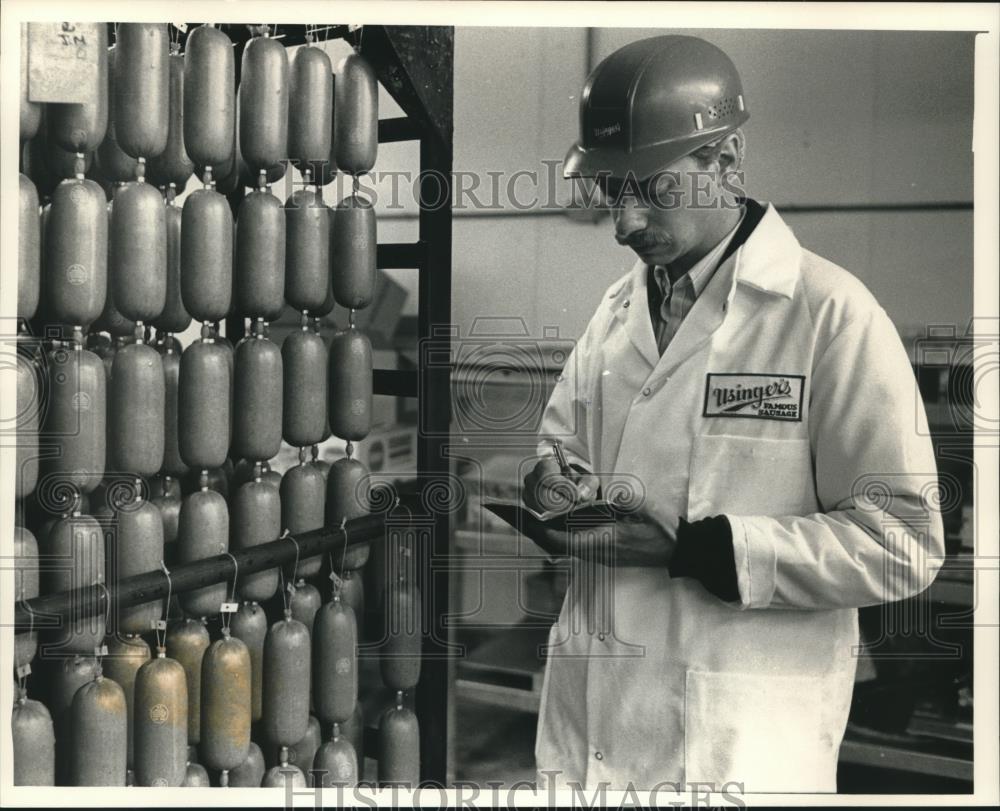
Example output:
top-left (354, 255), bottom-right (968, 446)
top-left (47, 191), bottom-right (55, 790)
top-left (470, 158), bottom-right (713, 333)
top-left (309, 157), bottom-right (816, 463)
top-left (564, 35), bottom-right (749, 180)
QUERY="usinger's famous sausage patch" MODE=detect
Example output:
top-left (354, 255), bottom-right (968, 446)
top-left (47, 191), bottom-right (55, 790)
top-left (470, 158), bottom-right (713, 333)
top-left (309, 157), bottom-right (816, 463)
top-left (702, 373), bottom-right (805, 421)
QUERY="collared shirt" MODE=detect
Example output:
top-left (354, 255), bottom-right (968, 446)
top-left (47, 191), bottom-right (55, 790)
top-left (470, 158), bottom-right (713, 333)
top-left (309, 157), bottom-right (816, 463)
top-left (648, 206), bottom-right (746, 355)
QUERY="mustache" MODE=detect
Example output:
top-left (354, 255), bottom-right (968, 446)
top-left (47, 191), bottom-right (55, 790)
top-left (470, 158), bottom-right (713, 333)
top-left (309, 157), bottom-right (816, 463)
top-left (616, 230), bottom-right (672, 249)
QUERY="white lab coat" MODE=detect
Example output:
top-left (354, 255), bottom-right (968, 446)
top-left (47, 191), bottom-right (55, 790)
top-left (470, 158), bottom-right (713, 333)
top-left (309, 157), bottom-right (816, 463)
top-left (534, 203), bottom-right (944, 793)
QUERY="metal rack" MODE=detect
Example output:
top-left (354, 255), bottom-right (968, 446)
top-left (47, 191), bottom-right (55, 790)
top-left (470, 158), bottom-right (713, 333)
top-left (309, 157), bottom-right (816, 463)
top-left (21, 23), bottom-right (456, 787)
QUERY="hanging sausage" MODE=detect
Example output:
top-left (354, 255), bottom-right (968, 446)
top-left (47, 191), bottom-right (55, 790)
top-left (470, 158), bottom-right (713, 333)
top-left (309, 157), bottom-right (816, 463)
top-left (70, 671), bottom-right (128, 786)
top-left (183, 25), bottom-right (235, 174)
top-left (261, 611), bottom-right (311, 772)
top-left (11, 688), bottom-right (56, 786)
top-left (18, 173), bottom-right (40, 322)
top-left (166, 619), bottom-right (210, 747)
top-left (229, 600), bottom-right (268, 723)
top-left (289, 36), bottom-right (333, 182)
top-left (102, 633), bottom-right (152, 773)
top-left (146, 42), bottom-right (195, 193)
top-left (134, 648), bottom-right (189, 786)
top-left (199, 628), bottom-right (252, 782)
top-left (114, 24), bottom-right (169, 163)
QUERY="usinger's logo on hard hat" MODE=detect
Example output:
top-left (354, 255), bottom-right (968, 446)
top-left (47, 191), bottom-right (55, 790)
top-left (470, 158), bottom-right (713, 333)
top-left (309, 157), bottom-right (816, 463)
top-left (593, 123), bottom-right (622, 139)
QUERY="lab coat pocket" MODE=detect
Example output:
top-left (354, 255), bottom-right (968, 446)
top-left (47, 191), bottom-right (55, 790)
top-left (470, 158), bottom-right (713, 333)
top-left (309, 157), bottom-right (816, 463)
top-left (687, 435), bottom-right (817, 520)
top-left (684, 669), bottom-right (835, 792)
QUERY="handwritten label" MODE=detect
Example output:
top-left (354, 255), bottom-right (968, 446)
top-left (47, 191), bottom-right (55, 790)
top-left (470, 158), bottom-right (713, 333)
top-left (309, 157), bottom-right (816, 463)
top-left (27, 22), bottom-right (100, 104)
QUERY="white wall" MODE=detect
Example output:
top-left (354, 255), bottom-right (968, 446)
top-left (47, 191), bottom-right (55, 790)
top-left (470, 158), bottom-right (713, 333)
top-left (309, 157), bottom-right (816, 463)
top-left (444, 27), bottom-right (976, 344)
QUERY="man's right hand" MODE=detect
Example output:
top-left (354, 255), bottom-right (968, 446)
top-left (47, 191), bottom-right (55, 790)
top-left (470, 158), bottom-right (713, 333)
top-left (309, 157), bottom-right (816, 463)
top-left (523, 457), bottom-right (600, 514)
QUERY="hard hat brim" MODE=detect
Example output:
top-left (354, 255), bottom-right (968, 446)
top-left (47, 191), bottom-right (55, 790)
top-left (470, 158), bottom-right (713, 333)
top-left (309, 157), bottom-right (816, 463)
top-left (562, 121), bottom-right (745, 181)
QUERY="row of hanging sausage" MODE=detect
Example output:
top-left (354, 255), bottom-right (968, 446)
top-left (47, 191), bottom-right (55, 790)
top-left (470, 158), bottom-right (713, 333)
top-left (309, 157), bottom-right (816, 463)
top-left (13, 22), bottom-right (423, 788)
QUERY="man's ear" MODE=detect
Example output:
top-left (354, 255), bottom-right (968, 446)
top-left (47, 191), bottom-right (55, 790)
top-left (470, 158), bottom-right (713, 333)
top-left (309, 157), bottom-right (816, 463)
top-left (717, 128), bottom-right (746, 176)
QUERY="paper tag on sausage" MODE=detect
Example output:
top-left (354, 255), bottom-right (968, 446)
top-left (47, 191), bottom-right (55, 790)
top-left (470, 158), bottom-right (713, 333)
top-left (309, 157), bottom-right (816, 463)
top-left (220, 602), bottom-right (239, 614)
top-left (27, 23), bottom-right (101, 103)
top-left (151, 619), bottom-right (167, 631)
top-left (16, 664), bottom-right (32, 679)
top-left (94, 644), bottom-right (108, 657)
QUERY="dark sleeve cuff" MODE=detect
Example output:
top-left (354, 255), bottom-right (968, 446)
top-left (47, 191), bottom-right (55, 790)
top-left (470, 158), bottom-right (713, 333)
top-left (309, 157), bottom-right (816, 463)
top-left (668, 515), bottom-right (739, 602)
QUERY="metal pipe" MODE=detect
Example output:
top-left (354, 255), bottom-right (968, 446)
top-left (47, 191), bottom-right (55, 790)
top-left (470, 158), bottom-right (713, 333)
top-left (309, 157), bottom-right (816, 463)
top-left (377, 241), bottom-right (427, 269)
top-left (15, 511), bottom-right (395, 631)
top-left (415, 112), bottom-right (456, 786)
top-left (379, 117), bottom-right (424, 144)
top-left (374, 368), bottom-right (419, 399)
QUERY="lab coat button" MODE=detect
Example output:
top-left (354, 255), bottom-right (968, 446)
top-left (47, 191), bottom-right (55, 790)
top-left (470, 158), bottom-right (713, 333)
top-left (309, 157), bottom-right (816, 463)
top-left (623, 299), bottom-right (630, 308)
top-left (642, 387), bottom-right (652, 396)
top-left (597, 632), bottom-right (606, 641)
top-left (594, 751), bottom-right (604, 761)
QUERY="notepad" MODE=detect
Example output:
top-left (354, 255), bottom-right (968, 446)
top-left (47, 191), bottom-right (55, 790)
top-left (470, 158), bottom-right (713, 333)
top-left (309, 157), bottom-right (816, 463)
top-left (482, 498), bottom-right (619, 532)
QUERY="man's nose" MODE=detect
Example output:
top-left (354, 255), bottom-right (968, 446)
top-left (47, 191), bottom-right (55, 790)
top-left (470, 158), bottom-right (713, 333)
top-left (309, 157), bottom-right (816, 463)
top-left (613, 196), bottom-right (647, 238)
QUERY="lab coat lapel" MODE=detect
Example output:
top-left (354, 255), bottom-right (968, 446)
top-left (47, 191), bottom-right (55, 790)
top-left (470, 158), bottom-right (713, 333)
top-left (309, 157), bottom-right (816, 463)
top-left (610, 261), bottom-right (660, 370)
top-left (649, 253), bottom-right (738, 381)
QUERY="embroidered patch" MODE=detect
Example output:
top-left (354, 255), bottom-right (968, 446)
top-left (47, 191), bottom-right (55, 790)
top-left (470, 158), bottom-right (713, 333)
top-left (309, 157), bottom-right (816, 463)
top-left (703, 373), bottom-right (805, 421)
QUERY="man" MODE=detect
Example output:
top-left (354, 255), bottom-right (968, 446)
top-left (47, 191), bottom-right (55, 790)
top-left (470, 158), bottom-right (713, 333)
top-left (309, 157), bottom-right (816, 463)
top-left (523, 35), bottom-right (944, 793)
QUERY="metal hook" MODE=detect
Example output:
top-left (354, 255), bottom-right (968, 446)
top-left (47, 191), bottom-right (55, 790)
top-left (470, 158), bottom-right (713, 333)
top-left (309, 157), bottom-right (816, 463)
top-left (286, 532), bottom-right (301, 584)
top-left (221, 552), bottom-right (240, 630)
top-left (337, 517), bottom-right (350, 588)
top-left (15, 597), bottom-right (36, 690)
top-left (223, 552), bottom-right (239, 603)
top-left (155, 561), bottom-right (173, 648)
top-left (96, 581), bottom-right (112, 648)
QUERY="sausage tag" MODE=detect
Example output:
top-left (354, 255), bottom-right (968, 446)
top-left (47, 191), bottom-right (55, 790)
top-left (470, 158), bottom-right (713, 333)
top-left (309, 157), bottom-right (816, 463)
top-left (151, 619), bottom-right (167, 631)
top-left (27, 23), bottom-right (101, 103)
top-left (220, 602), bottom-right (239, 614)
top-left (16, 664), bottom-right (32, 679)
top-left (94, 644), bottom-right (109, 657)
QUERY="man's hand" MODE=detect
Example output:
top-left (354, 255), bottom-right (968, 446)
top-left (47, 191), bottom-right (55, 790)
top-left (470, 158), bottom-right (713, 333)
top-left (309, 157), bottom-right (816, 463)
top-left (523, 457), bottom-right (600, 514)
top-left (522, 456), bottom-right (677, 566)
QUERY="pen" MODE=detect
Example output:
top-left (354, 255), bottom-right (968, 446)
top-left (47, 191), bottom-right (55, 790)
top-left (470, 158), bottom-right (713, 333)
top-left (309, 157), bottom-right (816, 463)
top-left (551, 439), bottom-right (572, 477)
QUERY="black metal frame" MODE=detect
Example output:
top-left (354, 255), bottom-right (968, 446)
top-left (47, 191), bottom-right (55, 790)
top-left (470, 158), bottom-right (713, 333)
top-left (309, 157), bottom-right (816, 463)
top-left (36, 22), bottom-right (456, 786)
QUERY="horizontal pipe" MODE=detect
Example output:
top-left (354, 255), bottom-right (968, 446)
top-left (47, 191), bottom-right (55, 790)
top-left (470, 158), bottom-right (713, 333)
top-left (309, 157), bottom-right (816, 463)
top-left (375, 200), bottom-right (974, 222)
top-left (379, 117), bottom-right (423, 143)
top-left (14, 511), bottom-right (394, 632)
top-left (377, 241), bottom-right (426, 269)
top-left (374, 368), bottom-right (419, 398)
